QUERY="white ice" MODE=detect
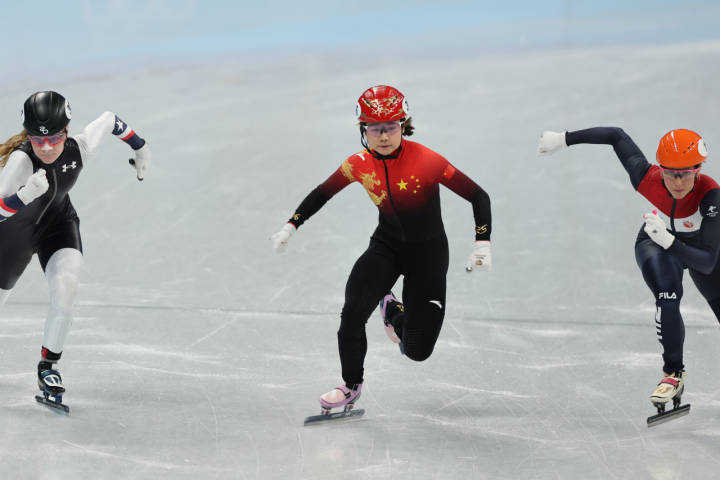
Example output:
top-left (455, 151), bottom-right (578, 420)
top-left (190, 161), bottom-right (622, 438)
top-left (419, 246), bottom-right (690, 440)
top-left (1, 41), bottom-right (720, 479)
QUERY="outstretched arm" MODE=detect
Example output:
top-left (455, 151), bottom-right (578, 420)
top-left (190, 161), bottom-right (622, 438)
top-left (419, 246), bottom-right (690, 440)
top-left (74, 111), bottom-right (150, 180)
top-left (439, 161), bottom-right (492, 271)
top-left (539, 127), bottom-right (651, 189)
top-left (439, 162), bottom-right (491, 241)
top-left (271, 166), bottom-right (354, 252)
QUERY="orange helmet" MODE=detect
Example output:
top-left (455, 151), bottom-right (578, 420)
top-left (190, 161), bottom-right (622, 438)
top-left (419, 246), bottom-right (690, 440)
top-left (656, 129), bottom-right (709, 169)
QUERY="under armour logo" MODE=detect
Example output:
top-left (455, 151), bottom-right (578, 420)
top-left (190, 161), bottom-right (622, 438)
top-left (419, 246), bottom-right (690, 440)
top-left (62, 161), bottom-right (77, 172)
top-left (39, 126), bottom-right (48, 134)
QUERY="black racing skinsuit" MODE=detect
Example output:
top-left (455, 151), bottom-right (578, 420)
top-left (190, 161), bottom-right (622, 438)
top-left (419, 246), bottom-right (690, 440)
top-left (0, 140), bottom-right (83, 289)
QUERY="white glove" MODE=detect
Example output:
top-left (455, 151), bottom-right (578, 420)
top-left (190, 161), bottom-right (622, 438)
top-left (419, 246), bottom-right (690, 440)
top-left (128, 144), bottom-right (150, 181)
top-left (466, 240), bottom-right (491, 272)
top-left (537, 131), bottom-right (568, 155)
top-left (270, 223), bottom-right (296, 253)
top-left (17, 169), bottom-right (49, 205)
top-left (643, 211), bottom-right (675, 249)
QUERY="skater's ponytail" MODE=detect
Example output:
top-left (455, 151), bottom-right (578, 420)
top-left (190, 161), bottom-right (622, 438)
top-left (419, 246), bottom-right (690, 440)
top-left (402, 117), bottom-right (414, 136)
top-left (0, 131), bottom-right (28, 167)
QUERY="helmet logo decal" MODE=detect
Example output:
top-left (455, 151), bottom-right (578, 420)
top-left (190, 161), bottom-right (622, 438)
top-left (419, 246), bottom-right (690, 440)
top-left (698, 139), bottom-right (708, 157)
top-left (64, 100), bottom-right (72, 120)
top-left (361, 94), bottom-right (401, 117)
top-left (39, 126), bottom-right (49, 134)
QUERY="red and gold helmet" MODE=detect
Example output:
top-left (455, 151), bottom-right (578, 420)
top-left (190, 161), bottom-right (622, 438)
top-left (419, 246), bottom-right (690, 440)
top-left (355, 85), bottom-right (409, 123)
top-left (656, 129), bottom-right (709, 169)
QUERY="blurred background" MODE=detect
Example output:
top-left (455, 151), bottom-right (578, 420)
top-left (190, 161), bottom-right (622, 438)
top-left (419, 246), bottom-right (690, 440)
top-left (1, 2), bottom-right (720, 479)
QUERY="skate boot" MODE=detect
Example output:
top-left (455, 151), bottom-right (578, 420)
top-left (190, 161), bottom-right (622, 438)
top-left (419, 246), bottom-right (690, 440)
top-left (35, 355), bottom-right (70, 413)
top-left (319, 383), bottom-right (362, 415)
top-left (379, 292), bottom-right (403, 344)
top-left (650, 370), bottom-right (686, 410)
top-left (38, 361), bottom-right (65, 398)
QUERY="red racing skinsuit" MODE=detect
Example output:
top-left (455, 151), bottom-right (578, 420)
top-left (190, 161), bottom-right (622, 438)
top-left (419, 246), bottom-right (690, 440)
top-left (288, 139), bottom-right (491, 385)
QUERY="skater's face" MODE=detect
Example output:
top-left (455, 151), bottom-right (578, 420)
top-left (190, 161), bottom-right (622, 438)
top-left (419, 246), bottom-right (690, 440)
top-left (364, 121), bottom-right (402, 155)
top-left (29, 128), bottom-right (67, 164)
top-left (661, 168), bottom-right (698, 199)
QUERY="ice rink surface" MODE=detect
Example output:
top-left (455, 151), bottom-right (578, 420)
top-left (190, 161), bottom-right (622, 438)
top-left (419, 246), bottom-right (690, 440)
top-left (2, 40), bottom-right (720, 479)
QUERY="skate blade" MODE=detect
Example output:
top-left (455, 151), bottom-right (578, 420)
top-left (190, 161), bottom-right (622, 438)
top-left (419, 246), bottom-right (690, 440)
top-left (646, 403), bottom-right (690, 427)
top-left (35, 395), bottom-right (70, 415)
top-left (304, 408), bottom-right (365, 426)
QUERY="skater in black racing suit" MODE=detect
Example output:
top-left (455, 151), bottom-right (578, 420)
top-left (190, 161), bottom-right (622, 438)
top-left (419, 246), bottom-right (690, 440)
top-left (0, 91), bottom-right (151, 405)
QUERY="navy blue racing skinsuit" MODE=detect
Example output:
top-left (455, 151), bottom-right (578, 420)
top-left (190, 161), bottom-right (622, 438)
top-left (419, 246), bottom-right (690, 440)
top-left (567, 127), bottom-right (720, 373)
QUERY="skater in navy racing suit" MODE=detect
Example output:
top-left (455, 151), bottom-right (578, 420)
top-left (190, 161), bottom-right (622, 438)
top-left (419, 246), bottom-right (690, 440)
top-left (538, 126), bottom-right (720, 410)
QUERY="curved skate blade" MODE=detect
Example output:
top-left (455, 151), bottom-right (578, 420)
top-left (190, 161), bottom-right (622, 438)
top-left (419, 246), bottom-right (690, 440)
top-left (304, 408), bottom-right (364, 426)
top-left (35, 395), bottom-right (70, 415)
top-left (647, 403), bottom-right (689, 427)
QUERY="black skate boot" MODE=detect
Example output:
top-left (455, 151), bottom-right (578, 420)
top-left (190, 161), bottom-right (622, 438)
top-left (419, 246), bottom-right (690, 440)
top-left (35, 348), bottom-right (69, 413)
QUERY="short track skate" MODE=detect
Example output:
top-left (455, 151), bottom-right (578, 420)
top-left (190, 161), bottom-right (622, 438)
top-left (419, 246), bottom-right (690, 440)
top-left (35, 391), bottom-right (70, 414)
top-left (35, 369), bottom-right (69, 414)
top-left (303, 403), bottom-right (365, 425)
top-left (304, 385), bottom-right (365, 425)
top-left (646, 385), bottom-right (689, 427)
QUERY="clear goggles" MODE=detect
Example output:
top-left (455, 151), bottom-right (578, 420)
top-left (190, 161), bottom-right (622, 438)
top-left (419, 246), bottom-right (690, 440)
top-left (28, 131), bottom-right (66, 146)
top-left (660, 165), bottom-right (701, 179)
top-left (364, 121), bottom-right (402, 137)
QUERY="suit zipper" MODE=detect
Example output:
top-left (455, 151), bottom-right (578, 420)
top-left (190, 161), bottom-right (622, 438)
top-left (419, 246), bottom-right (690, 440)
top-left (669, 198), bottom-right (677, 234)
top-left (382, 159), bottom-right (405, 241)
top-left (36, 169), bottom-right (57, 225)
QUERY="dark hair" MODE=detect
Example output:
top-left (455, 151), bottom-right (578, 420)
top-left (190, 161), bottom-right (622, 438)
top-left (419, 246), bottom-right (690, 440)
top-left (402, 117), bottom-right (414, 136)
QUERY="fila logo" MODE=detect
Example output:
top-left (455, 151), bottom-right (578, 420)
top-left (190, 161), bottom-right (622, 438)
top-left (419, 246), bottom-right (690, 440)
top-left (62, 161), bottom-right (77, 172)
top-left (659, 292), bottom-right (677, 300)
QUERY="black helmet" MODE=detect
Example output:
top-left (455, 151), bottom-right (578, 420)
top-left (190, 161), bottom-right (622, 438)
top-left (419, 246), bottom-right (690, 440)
top-left (22, 91), bottom-right (71, 136)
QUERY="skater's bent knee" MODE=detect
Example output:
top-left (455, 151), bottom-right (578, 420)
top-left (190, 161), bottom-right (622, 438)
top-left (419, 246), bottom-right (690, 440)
top-left (404, 348), bottom-right (434, 362)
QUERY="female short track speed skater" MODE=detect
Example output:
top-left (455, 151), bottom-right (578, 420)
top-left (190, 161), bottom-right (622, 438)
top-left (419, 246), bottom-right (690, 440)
top-left (271, 85), bottom-right (492, 418)
top-left (538, 127), bottom-right (719, 422)
top-left (0, 91), bottom-right (151, 411)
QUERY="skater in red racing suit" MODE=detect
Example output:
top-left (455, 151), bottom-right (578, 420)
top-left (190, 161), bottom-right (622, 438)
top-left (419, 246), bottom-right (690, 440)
top-left (271, 85), bottom-right (492, 415)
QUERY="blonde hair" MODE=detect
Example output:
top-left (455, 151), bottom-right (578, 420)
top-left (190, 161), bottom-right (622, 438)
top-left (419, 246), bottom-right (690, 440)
top-left (0, 130), bottom-right (28, 167)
